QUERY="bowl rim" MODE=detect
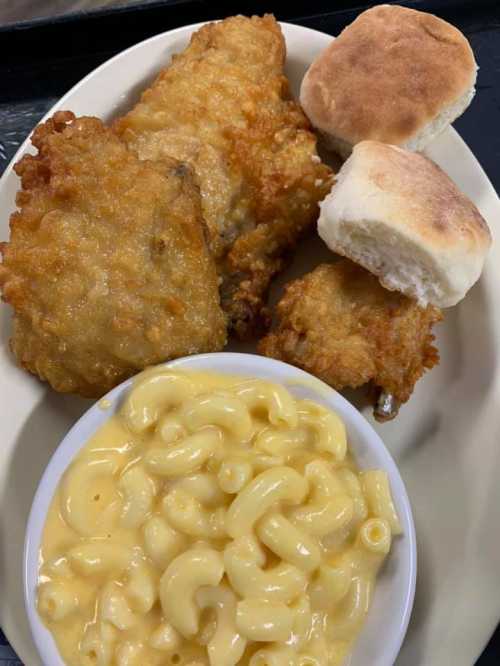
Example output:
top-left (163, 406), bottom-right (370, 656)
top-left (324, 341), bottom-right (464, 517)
top-left (24, 352), bottom-right (417, 666)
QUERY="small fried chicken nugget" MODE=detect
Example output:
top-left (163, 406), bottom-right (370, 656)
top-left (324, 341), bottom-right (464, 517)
top-left (0, 111), bottom-right (226, 397)
top-left (259, 260), bottom-right (442, 407)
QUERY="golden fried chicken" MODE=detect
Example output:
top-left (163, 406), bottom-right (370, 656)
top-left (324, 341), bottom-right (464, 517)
top-left (0, 111), bottom-right (226, 397)
top-left (114, 14), bottom-right (332, 338)
top-left (259, 260), bottom-right (442, 419)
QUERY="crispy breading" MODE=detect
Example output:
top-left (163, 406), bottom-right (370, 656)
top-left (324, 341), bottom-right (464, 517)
top-left (259, 260), bottom-right (442, 405)
top-left (0, 111), bottom-right (226, 397)
top-left (114, 14), bottom-right (332, 338)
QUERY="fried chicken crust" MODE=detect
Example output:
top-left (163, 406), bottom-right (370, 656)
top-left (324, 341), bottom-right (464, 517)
top-left (0, 111), bottom-right (226, 397)
top-left (114, 14), bottom-right (332, 338)
top-left (259, 260), bottom-right (442, 404)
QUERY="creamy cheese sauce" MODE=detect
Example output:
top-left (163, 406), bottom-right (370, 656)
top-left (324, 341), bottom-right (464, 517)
top-left (38, 369), bottom-right (401, 666)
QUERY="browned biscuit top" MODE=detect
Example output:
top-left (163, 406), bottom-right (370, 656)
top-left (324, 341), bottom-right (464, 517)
top-left (301, 4), bottom-right (476, 145)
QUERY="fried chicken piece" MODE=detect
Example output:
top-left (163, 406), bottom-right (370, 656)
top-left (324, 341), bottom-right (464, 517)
top-left (0, 111), bottom-right (226, 397)
top-left (259, 260), bottom-right (442, 417)
top-left (114, 14), bottom-right (332, 338)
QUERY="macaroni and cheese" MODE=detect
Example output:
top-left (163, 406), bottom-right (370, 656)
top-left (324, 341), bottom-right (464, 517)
top-left (37, 369), bottom-right (401, 666)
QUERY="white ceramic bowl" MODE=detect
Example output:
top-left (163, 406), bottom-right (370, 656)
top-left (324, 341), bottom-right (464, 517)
top-left (24, 352), bottom-right (416, 666)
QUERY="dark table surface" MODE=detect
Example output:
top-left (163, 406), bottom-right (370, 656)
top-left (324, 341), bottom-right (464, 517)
top-left (0, 1), bottom-right (499, 664)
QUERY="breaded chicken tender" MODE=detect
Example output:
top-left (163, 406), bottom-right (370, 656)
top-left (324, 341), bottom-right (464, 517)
top-left (114, 14), bottom-right (332, 338)
top-left (259, 260), bottom-right (442, 417)
top-left (0, 111), bottom-right (226, 397)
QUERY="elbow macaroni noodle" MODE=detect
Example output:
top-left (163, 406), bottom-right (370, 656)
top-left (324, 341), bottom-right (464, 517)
top-left (37, 369), bottom-right (401, 666)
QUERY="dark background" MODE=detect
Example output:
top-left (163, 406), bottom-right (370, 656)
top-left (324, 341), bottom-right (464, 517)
top-left (0, 1), bottom-right (498, 664)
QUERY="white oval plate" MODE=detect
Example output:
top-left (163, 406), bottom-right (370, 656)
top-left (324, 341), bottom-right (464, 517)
top-left (24, 353), bottom-right (416, 666)
top-left (0, 19), bottom-right (499, 666)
